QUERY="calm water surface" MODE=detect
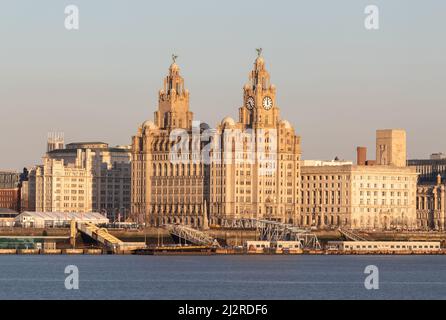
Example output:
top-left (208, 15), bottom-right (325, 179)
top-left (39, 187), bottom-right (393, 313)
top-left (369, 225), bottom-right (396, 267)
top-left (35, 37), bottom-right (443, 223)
top-left (0, 255), bottom-right (445, 300)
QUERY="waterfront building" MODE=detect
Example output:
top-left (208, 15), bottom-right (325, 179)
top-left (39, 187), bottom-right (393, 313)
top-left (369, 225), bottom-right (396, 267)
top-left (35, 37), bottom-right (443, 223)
top-left (47, 142), bottom-right (132, 219)
top-left (28, 156), bottom-right (94, 213)
top-left (328, 241), bottom-right (441, 252)
top-left (209, 53), bottom-right (301, 225)
top-left (408, 154), bottom-right (446, 183)
top-left (0, 171), bottom-right (19, 189)
top-left (300, 130), bottom-right (418, 230)
top-left (0, 208), bottom-right (18, 227)
top-left (19, 180), bottom-right (29, 212)
top-left (131, 52), bottom-right (302, 227)
top-left (28, 142), bottom-right (132, 218)
top-left (131, 59), bottom-right (207, 227)
top-left (416, 175), bottom-right (445, 230)
top-left (0, 171), bottom-right (20, 211)
top-left (15, 211), bottom-right (109, 228)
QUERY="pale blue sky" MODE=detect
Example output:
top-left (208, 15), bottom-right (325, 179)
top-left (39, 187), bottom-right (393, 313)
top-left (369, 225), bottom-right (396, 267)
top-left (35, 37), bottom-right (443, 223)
top-left (1, 0), bottom-right (445, 170)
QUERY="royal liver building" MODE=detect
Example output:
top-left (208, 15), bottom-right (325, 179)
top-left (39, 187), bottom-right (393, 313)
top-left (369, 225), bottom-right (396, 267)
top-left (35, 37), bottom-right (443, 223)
top-left (208, 51), bottom-right (301, 226)
top-left (131, 52), bottom-right (301, 227)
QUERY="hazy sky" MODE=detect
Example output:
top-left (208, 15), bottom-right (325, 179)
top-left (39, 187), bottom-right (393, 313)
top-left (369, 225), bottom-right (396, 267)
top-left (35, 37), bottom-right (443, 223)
top-left (1, 0), bottom-right (445, 170)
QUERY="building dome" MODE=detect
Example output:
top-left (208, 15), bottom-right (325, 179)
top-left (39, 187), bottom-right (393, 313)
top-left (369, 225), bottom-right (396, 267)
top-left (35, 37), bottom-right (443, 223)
top-left (221, 117), bottom-right (236, 127)
top-left (200, 122), bottom-right (210, 131)
top-left (255, 56), bottom-right (265, 69)
top-left (169, 63), bottom-right (180, 73)
top-left (280, 120), bottom-right (292, 129)
top-left (142, 120), bottom-right (157, 130)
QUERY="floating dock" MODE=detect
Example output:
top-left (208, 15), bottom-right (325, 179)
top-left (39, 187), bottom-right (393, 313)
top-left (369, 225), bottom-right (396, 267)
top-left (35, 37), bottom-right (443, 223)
top-left (133, 245), bottom-right (214, 255)
top-left (0, 248), bottom-right (105, 255)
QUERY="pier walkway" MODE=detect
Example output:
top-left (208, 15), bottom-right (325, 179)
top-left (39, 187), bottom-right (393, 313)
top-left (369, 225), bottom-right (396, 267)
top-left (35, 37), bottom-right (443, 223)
top-left (77, 222), bottom-right (123, 252)
top-left (338, 228), bottom-right (368, 241)
top-left (166, 219), bottom-right (321, 250)
top-left (164, 224), bottom-right (220, 247)
top-left (220, 218), bottom-right (322, 250)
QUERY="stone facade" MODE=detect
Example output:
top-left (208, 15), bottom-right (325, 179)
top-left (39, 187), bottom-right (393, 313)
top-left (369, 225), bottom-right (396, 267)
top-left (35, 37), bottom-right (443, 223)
top-left (300, 164), bottom-right (418, 230)
top-left (209, 55), bottom-right (301, 225)
top-left (130, 55), bottom-right (422, 231)
top-left (0, 171), bottom-right (20, 211)
top-left (0, 188), bottom-right (19, 211)
top-left (416, 175), bottom-right (445, 230)
top-left (131, 61), bottom-right (207, 227)
top-left (376, 129), bottom-right (407, 167)
top-left (300, 130), bottom-right (418, 230)
top-left (132, 54), bottom-right (301, 227)
top-left (28, 156), bottom-right (93, 212)
top-left (42, 143), bottom-right (131, 218)
top-left (408, 157), bottom-right (446, 184)
top-left (0, 171), bottom-right (19, 189)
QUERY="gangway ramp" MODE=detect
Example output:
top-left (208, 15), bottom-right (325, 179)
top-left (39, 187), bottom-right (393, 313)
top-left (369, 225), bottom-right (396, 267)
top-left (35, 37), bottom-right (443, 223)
top-left (219, 218), bottom-right (322, 250)
top-left (77, 222), bottom-right (124, 253)
top-left (338, 228), bottom-right (368, 241)
top-left (164, 224), bottom-right (220, 247)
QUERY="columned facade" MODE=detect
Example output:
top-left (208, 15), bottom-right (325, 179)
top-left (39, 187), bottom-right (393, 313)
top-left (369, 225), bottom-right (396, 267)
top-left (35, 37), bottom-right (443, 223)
top-left (131, 61), bottom-right (208, 228)
top-left (416, 175), bottom-right (445, 230)
top-left (131, 53), bottom-right (301, 227)
top-left (209, 54), bottom-right (301, 225)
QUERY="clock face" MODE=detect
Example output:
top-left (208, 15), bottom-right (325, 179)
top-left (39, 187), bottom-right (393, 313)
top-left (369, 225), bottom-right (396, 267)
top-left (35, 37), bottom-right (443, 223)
top-left (263, 96), bottom-right (273, 110)
top-left (246, 96), bottom-right (255, 110)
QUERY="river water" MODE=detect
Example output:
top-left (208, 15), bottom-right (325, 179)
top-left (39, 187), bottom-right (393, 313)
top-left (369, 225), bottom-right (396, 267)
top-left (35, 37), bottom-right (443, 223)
top-left (0, 255), bottom-right (445, 300)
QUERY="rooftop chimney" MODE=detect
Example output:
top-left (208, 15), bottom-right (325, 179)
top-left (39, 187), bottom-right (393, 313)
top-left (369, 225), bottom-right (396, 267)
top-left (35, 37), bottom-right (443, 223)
top-left (357, 147), bottom-right (367, 166)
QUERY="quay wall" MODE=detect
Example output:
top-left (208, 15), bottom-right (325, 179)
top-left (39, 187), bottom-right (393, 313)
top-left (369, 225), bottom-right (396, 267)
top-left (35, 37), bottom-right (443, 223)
top-left (1, 228), bottom-right (445, 246)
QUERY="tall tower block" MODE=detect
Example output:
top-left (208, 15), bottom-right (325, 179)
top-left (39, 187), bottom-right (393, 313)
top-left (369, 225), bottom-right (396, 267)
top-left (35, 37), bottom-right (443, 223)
top-left (376, 129), bottom-right (406, 167)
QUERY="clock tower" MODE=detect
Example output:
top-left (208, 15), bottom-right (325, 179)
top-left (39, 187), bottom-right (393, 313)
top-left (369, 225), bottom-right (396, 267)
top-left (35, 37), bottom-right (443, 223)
top-left (239, 49), bottom-right (279, 128)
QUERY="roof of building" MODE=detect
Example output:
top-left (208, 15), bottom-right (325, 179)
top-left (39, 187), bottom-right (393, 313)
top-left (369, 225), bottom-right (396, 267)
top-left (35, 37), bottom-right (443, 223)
top-left (48, 144), bottom-right (130, 155)
top-left (301, 160), bottom-right (353, 167)
top-left (66, 142), bottom-right (108, 147)
top-left (16, 211), bottom-right (109, 222)
top-left (221, 117), bottom-right (236, 127)
top-left (408, 158), bottom-right (446, 164)
top-left (0, 208), bottom-right (19, 216)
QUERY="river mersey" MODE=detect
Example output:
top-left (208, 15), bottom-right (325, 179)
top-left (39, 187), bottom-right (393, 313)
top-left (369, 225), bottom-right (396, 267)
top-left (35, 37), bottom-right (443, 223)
top-left (0, 255), bottom-right (445, 300)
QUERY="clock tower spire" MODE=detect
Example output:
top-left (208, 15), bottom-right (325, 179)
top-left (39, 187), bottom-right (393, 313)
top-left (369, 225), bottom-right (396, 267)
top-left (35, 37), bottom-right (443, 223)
top-left (240, 49), bottom-right (279, 128)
